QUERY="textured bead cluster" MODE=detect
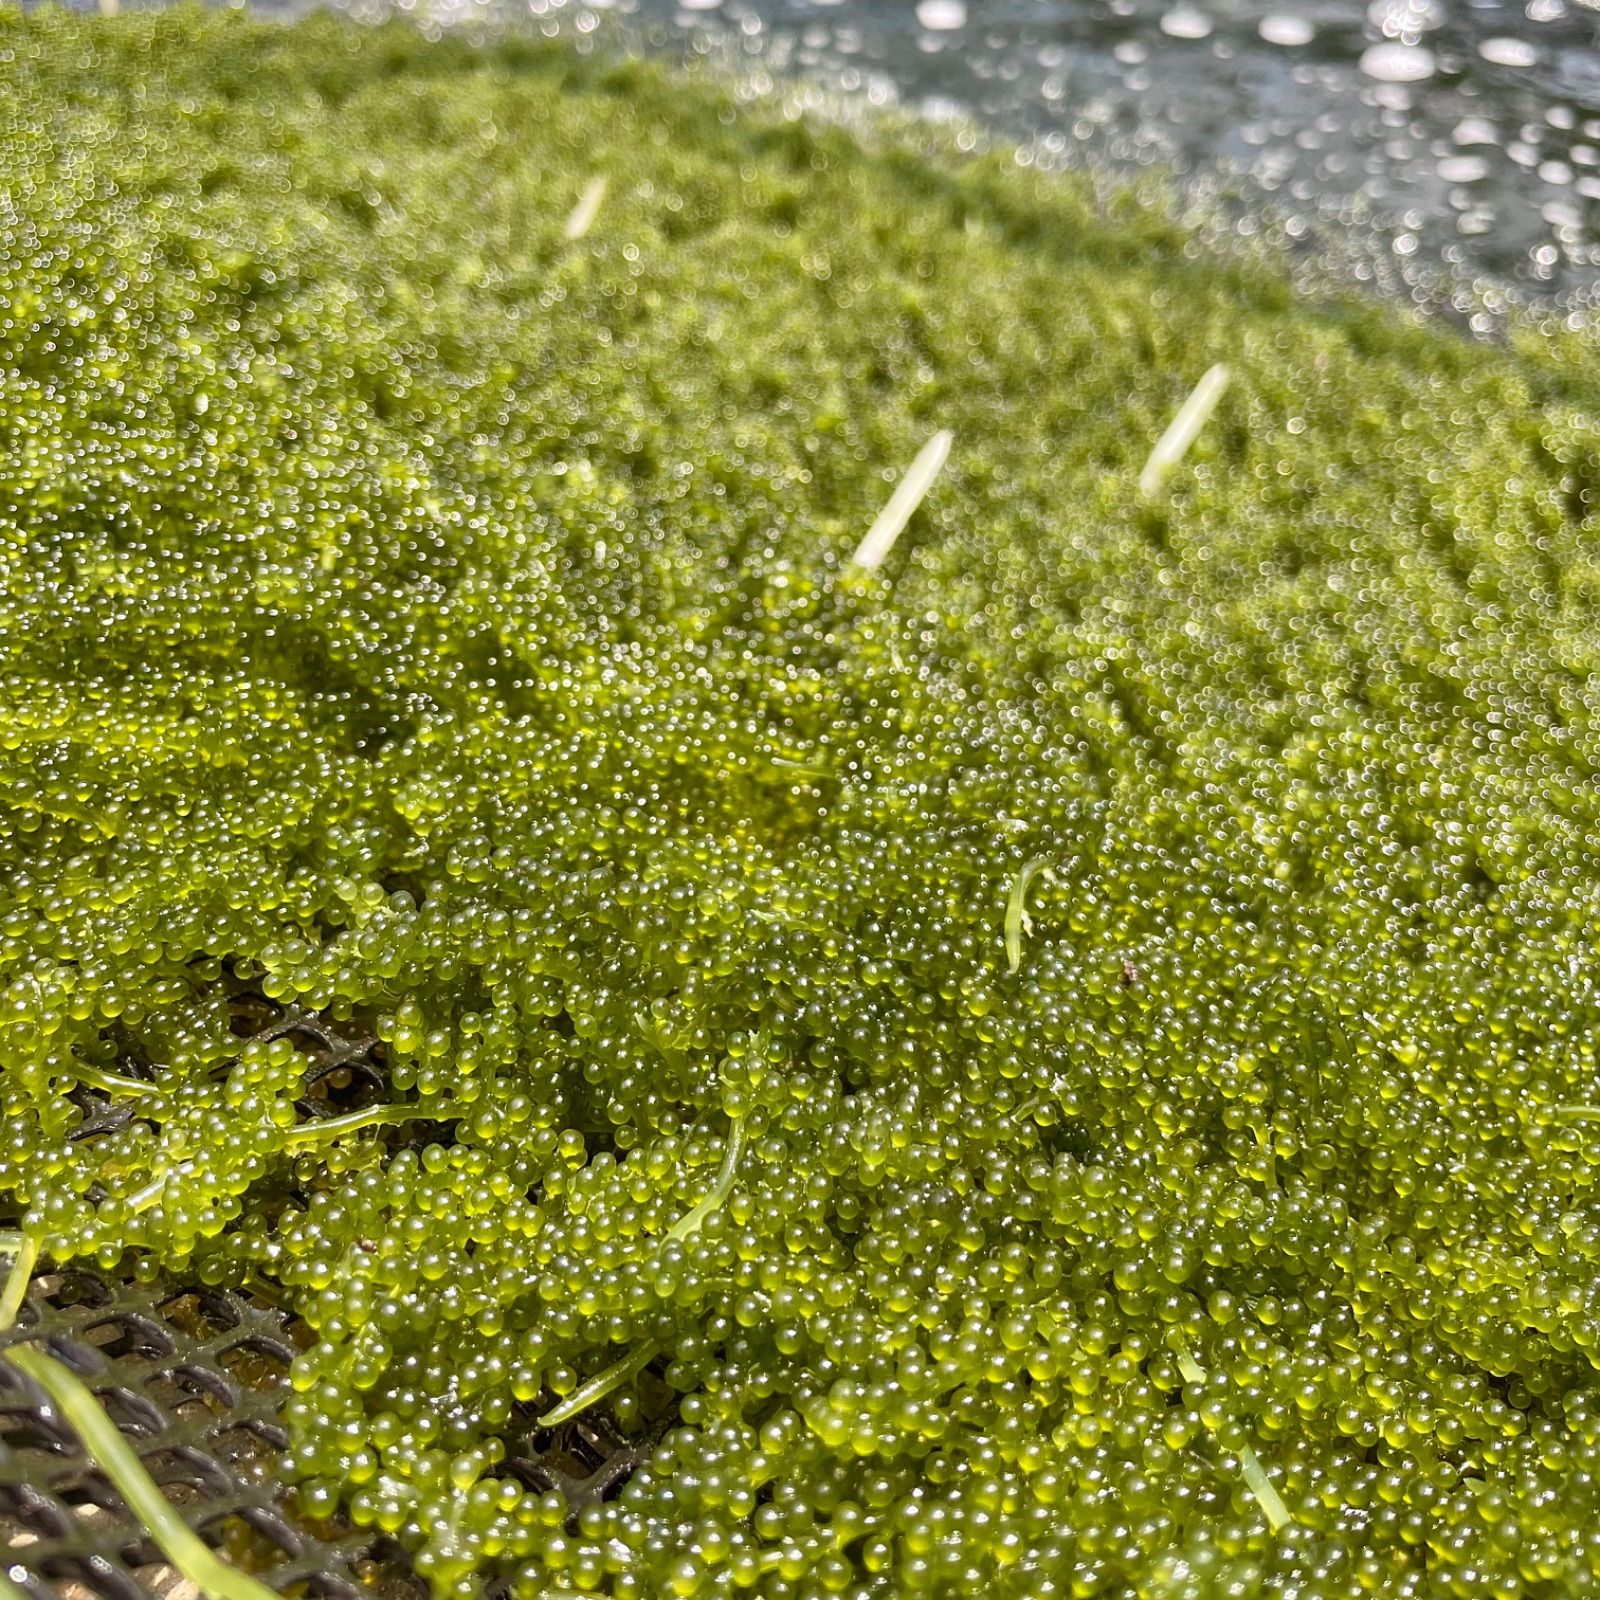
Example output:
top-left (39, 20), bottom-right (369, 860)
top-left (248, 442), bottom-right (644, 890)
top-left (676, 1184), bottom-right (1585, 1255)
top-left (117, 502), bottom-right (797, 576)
top-left (5, 10), bottom-right (1600, 1597)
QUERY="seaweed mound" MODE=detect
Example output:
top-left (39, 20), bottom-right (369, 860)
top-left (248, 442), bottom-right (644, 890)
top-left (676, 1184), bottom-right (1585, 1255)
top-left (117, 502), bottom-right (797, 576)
top-left (6, 10), bottom-right (1600, 1597)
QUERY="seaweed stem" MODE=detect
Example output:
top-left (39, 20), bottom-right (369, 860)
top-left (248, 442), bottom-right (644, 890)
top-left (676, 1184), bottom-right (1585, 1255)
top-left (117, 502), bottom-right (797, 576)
top-left (668, 1116), bottom-right (747, 1242)
top-left (850, 430), bottom-right (953, 571)
top-left (1004, 858), bottom-right (1050, 974)
top-left (0, 1235), bottom-right (39, 1330)
top-left (564, 176), bottom-right (608, 241)
top-left (6, 1340), bottom-right (282, 1600)
top-left (537, 1340), bottom-right (661, 1429)
top-left (71, 1063), bottom-right (157, 1097)
top-left (280, 1102), bottom-right (435, 1148)
top-left (1139, 364), bottom-right (1231, 495)
top-left (2, 1235), bottom-right (283, 1599)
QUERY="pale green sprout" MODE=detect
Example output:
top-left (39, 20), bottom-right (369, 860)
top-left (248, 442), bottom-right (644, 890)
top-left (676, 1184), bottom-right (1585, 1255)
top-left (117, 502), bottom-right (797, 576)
top-left (1138, 364), bottom-right (1231, 495)
top-left (279, 1102), bottom-right (436, 1147)
top-left (1237, 1443), bottom-right (1293, 1533)
top-left (537, 1340), bottom-right (661, 1428)
top-left (850, 430), bottom-right (953, 571)
top-left (1171, 1332), bottom-right (1293, 1532)
top-left (764, 755), bottom-right (834, 783)
top-left (1004, 858), bottom-right (1051, 974)
top-left (534, 1127), bottom-right (751, 1429)
top-left (563, 176), bottom-right (608, 241)
top-left (0, 1239), bottom-right (280, 1600)
top-left (71, 1063), bottom-right (157, 1097)
top-left (1171, 1333), bottom-right (1206, 1387)
top-left (125, 1162), bottom-right (193, 1216)
top-left (6, 1345), bottom-right (286, 1600)
top-left (121, 1105), bottom-right (434, 1215)
top-left (0, 1235), bottom-right (38, 1329)
top-left (668, 1115), bottom-right (747, 1242)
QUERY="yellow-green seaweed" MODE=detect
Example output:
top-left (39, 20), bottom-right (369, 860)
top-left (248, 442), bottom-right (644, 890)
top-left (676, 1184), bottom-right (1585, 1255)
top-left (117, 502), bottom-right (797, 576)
top-left (2, 9), bottom-right (1600, 1600)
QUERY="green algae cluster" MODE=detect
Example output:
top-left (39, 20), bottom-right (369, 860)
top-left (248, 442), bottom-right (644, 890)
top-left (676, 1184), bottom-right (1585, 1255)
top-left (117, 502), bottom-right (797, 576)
top-left (8, 8), bottom-right (1600, 1596)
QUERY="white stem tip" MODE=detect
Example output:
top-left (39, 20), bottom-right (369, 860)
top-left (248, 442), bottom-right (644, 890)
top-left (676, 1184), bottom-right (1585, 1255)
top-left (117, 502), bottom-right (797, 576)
top-left (850, 429), bottom-right (954, 571)
top-left (564, 177), bottom-right (609, 242)
top-left (1139, 363), bottom-right (1231, 496)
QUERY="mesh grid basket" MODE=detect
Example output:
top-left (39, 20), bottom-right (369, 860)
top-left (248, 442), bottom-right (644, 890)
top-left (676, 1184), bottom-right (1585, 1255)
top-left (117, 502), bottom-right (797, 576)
top-left (2, 978), bottom-right (676, 1600)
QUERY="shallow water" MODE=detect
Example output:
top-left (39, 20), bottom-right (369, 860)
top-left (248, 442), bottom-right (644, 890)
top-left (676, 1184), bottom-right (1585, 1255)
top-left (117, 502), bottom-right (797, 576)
top-left (292, 0), bottom-right (1600, 319)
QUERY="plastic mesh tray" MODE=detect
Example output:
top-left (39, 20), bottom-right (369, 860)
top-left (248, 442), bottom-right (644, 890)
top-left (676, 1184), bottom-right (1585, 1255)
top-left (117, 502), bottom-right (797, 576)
top-left (3, 979), bottom-right (675, 1600)
top-left (0, 1265), bottom-right (413, 1600)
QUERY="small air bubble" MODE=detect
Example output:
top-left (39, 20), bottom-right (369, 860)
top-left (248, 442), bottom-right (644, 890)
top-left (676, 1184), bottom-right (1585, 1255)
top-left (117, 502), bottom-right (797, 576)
top-left (1159, 6), bottom-right (1214, 39)
top-left (1259, 14), bottom-right (1315, 46)
top-left (1452, 117), bottom-right (1501, 145)
top-left (914, 0), bottom-right (966, 29)
top-left (1479, 36), bottom-right (1540, 66)
top-left (1359, 43), bottom-right (1435, 81)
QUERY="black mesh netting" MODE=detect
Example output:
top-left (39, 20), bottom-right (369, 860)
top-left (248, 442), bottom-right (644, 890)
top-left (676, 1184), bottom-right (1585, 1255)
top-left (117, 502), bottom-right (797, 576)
top-left (1, 981), bottom-right (678, 1600)
top-left (0, 1265), bottom-right (409, 1600)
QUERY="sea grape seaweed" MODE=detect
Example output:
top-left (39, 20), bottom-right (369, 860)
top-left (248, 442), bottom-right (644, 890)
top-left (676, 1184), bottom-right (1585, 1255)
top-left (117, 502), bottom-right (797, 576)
top-left (5, 8), bottom-right (1600, 1597)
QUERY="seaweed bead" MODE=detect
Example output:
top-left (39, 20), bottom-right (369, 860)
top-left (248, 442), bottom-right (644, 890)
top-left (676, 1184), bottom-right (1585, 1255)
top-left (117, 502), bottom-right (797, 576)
top-left (7, 7), bottom-right (1600, 1597)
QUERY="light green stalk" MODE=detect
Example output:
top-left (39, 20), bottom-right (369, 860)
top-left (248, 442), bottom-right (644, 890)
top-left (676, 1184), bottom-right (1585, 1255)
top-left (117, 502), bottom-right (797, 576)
top-left (850, 430), bottom-right (953, 570)
top-left (280, 1102), bottom-right (434, 1147)
top-left (0, 1235), bottom-right (39, 1330)
top-left (667, 1115), bottom-right (746, 1242)
top-left (1139, 364), bottom-right (1231, 494)
top-left (2, 1236), bottom-right (280, 1600)
top-left (537, 1340), bottom-right (661, 1428)
top-left (72, 1063), bottom-right (158, 1097)
top-left (1171, 1331), bottom-right (1293, 1531)
top-left (564, 176), bottom-right (608, 241)
top-left (1004, 859), bottom-right (1050, 974)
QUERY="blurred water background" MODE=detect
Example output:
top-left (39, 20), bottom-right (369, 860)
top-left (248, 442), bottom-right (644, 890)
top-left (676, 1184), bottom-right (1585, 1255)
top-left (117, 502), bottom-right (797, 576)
top-left (156, 0), bottom-right (1600, 321)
